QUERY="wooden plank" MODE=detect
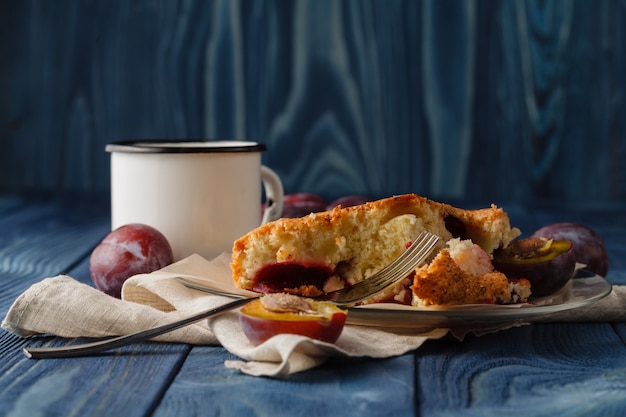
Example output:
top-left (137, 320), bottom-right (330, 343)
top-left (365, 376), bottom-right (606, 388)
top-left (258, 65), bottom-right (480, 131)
top-left (2, 1), bottom-right (625, 203)
top-left (154, 346), bottom-right (416, 417)
top-left (0, 335), bottom-right (191, 417)
top-left (0, 196), bottom-right (191, 417)
top-left (0, 194), bottom-right (27, 215)
top-left (416, 323), bottom-right (626, 416)
top-left (0, 196), bottom-right (110, 316)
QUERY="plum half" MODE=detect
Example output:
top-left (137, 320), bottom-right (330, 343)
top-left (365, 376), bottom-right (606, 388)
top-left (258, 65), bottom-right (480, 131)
top-left (492, 237), bottom-right (576, 297)
top-left (239, 293), bottom-right (347, 345)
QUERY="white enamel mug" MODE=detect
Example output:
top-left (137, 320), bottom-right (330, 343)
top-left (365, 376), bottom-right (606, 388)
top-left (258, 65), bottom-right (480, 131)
top-left (106, 140), bottom-right (284, 261)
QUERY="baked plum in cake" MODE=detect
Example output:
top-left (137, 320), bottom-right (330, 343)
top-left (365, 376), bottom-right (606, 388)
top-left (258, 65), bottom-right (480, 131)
top-left (231, 194), bottom-right (530, 306)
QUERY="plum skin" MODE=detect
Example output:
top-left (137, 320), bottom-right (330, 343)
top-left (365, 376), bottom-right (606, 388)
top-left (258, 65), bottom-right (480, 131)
top-left (239, 298), bottom-right (347, 345)
top-left (89, 223), bottom-right (174, 298)
top-left (532, 222), bottom-right (609, 277)
top-left (326, 195), bottom-right (371, 211)
top-left (283, 192), bottom-right (327, 207)
top-left (264, 193), bottom-right (373, 219)
top-left (262, 193), bottom-right (328, 218)
top-left (281, 193), bottom-right (328, 218)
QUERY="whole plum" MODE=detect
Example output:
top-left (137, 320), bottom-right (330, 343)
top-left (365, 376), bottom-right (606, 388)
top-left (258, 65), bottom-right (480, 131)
top-left (280, 193), bottom-right (328, 218)
top-left (89, 223), bottom-right (174, 298)
top-left (326, 195), bottom-right (371, 210)
top-left (532, 222), bottom-right (609, 276)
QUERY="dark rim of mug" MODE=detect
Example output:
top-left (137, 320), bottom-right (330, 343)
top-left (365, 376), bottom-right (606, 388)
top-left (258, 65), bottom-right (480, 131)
top-left (105, 140), bottom-right (267, 154)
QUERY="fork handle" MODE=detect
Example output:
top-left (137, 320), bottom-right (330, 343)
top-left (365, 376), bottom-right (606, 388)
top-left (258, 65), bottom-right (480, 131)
top-left (23, 297), bottom-right (256, 359)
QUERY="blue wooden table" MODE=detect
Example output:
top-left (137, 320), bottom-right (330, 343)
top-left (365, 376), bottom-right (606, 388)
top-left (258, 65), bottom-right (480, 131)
top-left (1, 193), bottom-right (626, 417)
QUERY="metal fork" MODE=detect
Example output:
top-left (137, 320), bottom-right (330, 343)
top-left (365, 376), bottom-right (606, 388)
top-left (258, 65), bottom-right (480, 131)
top-left (23, 231), bottom-right (440, 359)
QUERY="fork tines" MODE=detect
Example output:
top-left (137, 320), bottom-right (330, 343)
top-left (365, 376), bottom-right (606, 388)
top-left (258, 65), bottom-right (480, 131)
top-left (333, 231), bottom-right (440, 304)
top-left (368, 231), bottom-right (440, 291)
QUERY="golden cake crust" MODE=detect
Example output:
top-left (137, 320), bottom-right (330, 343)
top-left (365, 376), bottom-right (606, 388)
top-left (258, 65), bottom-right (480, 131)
top-left (411, 250), bottom-right (511, 306)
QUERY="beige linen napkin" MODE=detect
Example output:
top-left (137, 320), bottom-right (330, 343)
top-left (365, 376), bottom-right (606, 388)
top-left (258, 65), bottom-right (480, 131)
top-left (2, 253), bottom-right (625, 378)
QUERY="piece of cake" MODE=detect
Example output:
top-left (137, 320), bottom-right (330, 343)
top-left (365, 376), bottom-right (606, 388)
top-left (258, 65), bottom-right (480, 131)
top-left (410, 238), bottom-right (531, 306)
top-left (231, 194), bottom-right (529, 306)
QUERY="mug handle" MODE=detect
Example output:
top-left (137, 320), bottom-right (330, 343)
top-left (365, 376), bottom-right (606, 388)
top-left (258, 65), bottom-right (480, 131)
top-left (260, 166), bottom-right (284, 224)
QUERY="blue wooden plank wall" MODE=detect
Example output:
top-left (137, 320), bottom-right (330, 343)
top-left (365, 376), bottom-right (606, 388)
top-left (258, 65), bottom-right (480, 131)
top-left (1, 0), bottom-right (625, 204)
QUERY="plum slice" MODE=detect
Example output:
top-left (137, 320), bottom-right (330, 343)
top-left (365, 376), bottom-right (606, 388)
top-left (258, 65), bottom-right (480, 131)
top-left (492, 237), bottom-right (576, 297)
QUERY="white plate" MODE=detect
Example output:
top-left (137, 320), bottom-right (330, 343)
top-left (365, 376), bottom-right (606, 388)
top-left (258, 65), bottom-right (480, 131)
top-left (346, 270), bottom-right (612, 331)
